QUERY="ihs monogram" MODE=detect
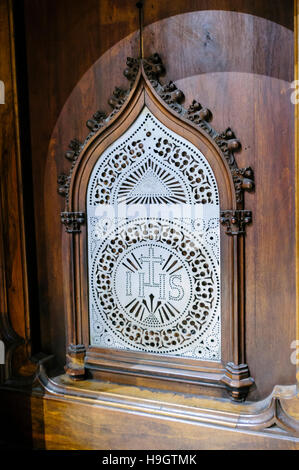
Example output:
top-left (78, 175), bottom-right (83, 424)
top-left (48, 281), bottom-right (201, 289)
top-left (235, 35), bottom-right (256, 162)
top-left (123, 246), bottom-right (185, 326)
top-left (114, 244), bottom-right (191, 329)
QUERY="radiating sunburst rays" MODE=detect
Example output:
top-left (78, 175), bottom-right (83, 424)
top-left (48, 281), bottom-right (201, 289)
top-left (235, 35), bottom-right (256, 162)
top-left (125, 293), bottom-right (180, 328)
top-left (117, 159), bottom-right (187, 204)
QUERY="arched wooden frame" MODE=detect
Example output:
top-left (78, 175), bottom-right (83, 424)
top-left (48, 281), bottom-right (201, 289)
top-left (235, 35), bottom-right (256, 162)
top-left (59, 55), bottom-right (254, 401)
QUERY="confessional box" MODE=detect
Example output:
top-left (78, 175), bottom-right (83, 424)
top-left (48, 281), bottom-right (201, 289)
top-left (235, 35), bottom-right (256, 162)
top-left (0, 0), bottom-right (298, 449)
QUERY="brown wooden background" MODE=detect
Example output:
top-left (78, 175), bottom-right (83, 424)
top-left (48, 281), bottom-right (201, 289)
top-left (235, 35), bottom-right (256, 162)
top-left (22, 0), bottom-right (295, 400)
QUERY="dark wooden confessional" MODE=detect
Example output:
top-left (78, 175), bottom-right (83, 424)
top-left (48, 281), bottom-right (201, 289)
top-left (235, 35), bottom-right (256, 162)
top-left (0, 0), bottom-right (298, 449)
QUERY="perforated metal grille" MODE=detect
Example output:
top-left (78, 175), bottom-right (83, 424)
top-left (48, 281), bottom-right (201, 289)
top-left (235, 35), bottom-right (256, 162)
top-left (89, 109), bottom-right (219, 206)
top-left (87, 107), bottom-right (221, 361)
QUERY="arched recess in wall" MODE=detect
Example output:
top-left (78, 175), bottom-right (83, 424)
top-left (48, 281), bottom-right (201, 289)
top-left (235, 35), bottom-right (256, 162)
top-left (44, 11), bottom-right (294, 401)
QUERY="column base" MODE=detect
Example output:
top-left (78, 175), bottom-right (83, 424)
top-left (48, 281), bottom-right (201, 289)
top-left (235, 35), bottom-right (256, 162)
top-left (221, 362), bottom-right (255, 402)
top-left (65, 344), bottom-right (86, 381)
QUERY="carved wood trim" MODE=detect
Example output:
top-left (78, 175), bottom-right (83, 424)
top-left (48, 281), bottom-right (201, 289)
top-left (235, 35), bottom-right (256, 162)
top-left (58, 54), bottom-right (254, 212)
top-left (61, 212), bottom-right (85, 234)
top-left (58, 52), bottom-right (255, 401)
top-left (142, 53), bottom-right (254, 208)
top-left (220, 210), bottom-right (252, 236)
top-left (58, 59), bottom-right (141, 208)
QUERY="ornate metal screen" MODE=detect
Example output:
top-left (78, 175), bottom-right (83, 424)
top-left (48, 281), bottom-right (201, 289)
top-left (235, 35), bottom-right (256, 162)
top-left (87, 107), bottom-right (221, 361)
top-left (59, 52), bottom-right (255, 399)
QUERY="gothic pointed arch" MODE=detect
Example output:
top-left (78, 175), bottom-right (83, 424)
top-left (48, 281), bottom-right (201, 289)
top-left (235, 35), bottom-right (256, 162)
top-left (58, 54), bottom-right (254, 401)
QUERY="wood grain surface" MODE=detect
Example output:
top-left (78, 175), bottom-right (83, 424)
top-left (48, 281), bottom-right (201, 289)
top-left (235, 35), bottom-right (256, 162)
top-left (0, 0), bottom-right (32, 378)
top-left (0, 0), bottom-right (297, 450)
top-left (21, 1), bottom-right (296, 400)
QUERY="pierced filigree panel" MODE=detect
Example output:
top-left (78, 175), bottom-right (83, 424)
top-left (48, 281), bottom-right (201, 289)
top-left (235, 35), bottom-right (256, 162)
top-left (87, 108), bottom-right (221, 361)
top-left (88, 108), bottom-right (219, 206)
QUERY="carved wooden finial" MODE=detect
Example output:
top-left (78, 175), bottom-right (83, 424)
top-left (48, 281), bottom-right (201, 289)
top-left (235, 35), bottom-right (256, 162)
top-left (64, 138), bottom-right (82, 162)
top-left (57, 173), bottom-right (69, 197)
top-left (142, 53), bottom-right (165, 84)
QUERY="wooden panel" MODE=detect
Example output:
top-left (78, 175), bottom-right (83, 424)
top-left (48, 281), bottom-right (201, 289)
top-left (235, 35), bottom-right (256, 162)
top-left (0, 0), bottom-right (296, 452)
top-left (144, 11), bottom-right (293, 83)
top-left (23, 0), bottom-right (294, 153)
top-left (174, 71), bottom-right (295, 399)
top-left (22, 1), bottom-right (295, 399)
top-left (0, 0), bottom-right (31, 377)
top-left (36, 397), bottom-right (299, 450)
top-left (0, 388), bottom-right (298, 450)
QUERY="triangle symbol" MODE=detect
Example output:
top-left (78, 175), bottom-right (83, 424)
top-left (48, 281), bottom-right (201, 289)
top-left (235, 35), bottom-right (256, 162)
top-left (143, 313), bottom-right (161, 328)
top-left (129, 169), bottom-right (172, 197)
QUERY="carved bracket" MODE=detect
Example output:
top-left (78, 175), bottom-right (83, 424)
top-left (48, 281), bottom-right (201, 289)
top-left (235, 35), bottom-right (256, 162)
top-left (220, 210), bottom-right (252, 236)
top-left (61, 212), bottom-right (85, 233)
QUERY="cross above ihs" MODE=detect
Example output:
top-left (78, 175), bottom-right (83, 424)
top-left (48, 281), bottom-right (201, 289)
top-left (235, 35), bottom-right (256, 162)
top-left (138, 246), bottom-right (164, 288)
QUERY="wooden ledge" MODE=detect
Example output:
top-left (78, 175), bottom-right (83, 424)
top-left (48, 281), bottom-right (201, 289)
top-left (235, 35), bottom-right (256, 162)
top-left (35, 361), bottom-right (299, 439)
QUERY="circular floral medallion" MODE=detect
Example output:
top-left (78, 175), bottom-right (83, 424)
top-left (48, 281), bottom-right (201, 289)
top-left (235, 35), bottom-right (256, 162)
top-left (90, 218), bottom-right (220, 355)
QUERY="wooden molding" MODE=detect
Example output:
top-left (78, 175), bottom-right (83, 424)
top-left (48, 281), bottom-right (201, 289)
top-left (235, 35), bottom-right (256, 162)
top-left (35, 358), bottom-right (299, 439)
